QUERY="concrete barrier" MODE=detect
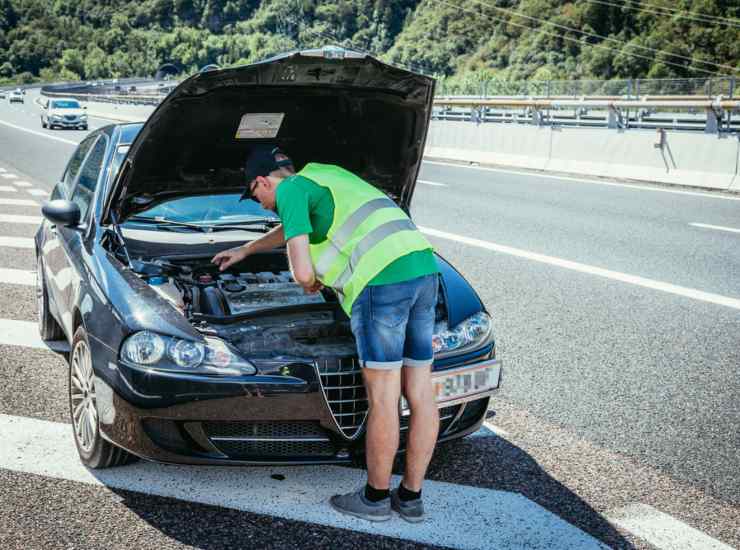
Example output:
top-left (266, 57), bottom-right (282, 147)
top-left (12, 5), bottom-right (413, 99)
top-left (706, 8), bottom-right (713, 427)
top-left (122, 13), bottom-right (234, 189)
top-left (425, 121), bottom-right (550, 171)
top-left (425, 121), bottom-right (740, 193)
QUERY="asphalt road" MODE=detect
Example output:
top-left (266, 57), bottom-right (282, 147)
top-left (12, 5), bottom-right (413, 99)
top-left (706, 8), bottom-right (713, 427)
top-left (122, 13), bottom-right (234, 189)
top-left (0, 89), bottom-right (738, 550)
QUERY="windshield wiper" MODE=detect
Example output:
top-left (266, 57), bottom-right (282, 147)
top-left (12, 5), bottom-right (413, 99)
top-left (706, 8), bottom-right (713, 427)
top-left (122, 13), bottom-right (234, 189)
top-left (127, 216), bottom-right (281, 233)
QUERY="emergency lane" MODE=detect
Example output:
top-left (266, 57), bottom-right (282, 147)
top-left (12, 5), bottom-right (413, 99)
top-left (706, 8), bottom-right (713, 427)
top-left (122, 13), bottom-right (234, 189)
top-left (0, 97), bottom-right (738, 549)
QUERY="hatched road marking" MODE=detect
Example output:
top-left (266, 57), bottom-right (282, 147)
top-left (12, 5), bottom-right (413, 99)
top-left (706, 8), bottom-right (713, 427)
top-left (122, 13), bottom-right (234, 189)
top-left (0, 267), bottom-right (35, 286)
top-left (607, 504), bottom-right (736, 550)
top-left (0, 198), bottom-right (38, 207)
top-left (0, 319), bottom-right (68, 351)
top-left (0, 185), bottom-right (17, 192)
top-left (420, 226), bottom-right (740, 311)
top-left (1, 173), bottom-right (18, 179)
top-left (26, 189), bottom-right (48, 197)
top-left (0, 214), bottom-right (42, 224)
top-left (0, 236), bottom-right (35, 249)
top-left (12, 180), bottom-right (31, 187)
top-left (0, 413), bottom-right (607, 550)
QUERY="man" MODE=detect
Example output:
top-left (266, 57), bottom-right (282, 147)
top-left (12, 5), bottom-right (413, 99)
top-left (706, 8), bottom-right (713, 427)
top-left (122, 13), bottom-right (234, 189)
top-left (212, 144), bottom-right (440, 523)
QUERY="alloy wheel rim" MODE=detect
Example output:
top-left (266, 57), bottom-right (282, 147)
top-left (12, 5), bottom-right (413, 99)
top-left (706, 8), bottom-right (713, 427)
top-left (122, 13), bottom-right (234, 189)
top-left (70, 340), bottom-right (98, 453)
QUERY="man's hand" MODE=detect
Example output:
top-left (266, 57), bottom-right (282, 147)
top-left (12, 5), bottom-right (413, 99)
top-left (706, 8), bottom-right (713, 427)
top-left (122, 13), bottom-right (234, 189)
top-left (211, 245), bottom-right (250, 271)
top-left (302, 279), bottom-right (324, 294)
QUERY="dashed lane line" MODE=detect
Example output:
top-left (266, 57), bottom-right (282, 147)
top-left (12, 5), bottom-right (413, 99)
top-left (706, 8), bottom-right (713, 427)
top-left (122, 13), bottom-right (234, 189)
top-left (0, 236), bottom-right (35, 249)
top-left (690, 222), bottom-right (740, 235)
top-left (0, 198), bottom-right (38, 207)
top-left (607, 504), bottom-right (735, 550)
top-left (0, 413), bottom-right (607, 550)
top-left (419, 226), bottom-right (740, 311)
top-left (0, 267), bottom-right (35, 286)
top-left (0, 119), bottom-right (78, 146)
top-left (0, 319), bottom-right (68, 351)
top-left (0, 214), bottom-right (42, 225)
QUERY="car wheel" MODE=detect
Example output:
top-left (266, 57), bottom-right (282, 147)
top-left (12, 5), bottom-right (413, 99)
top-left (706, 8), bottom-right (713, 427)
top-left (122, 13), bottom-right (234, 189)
top-left (69, 326), bottom-right (137, 469)
top-left (36, 256), bottom-right (65, 341)
top-left (41, 118), bottom-right (47, 128)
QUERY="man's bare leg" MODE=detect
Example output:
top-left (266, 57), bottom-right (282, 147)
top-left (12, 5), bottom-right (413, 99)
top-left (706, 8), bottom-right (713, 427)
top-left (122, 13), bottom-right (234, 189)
top-left (362, 368), bottom-right (402, 490)
top-left (400, 365), bottom-right (439, 491)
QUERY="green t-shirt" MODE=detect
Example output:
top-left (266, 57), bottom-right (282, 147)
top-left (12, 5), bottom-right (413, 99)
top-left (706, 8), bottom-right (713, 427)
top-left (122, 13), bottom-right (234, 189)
top-left (275, 174), bottom-right (438, 286)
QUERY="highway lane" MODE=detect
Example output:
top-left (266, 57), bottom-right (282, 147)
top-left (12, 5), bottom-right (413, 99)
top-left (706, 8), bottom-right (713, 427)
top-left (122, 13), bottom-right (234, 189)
top-left (0, 94), bottom-right (738, 549)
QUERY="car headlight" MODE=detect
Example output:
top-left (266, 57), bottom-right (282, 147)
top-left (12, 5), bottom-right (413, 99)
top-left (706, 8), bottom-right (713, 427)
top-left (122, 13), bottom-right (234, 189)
top-left (432, 311), bottom-right (493, 357)
top-left (120, 330), bottom-right (256, 375)
top-left (51, 115), bottom-right (62, 120)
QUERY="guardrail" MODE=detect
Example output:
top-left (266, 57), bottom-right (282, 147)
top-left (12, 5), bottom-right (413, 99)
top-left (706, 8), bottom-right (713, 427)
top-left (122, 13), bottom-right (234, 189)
top-left (432, 97), bottom-right (740, 133)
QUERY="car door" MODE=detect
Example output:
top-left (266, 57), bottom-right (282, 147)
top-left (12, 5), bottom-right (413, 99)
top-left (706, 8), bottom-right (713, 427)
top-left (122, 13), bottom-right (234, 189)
top-left (42, 133), bottom-right (99, 335)
top-left (53, 134), bottom-right (110, 336)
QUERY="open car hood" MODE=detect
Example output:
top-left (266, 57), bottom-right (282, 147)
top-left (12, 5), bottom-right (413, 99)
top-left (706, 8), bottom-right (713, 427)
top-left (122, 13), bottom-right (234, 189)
top-left (107, 47), bottom-right (435, 222)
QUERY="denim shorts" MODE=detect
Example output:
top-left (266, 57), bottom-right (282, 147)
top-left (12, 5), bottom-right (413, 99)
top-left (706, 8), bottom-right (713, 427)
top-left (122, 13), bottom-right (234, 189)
top-left (350, 274), bottom-right (439, 369)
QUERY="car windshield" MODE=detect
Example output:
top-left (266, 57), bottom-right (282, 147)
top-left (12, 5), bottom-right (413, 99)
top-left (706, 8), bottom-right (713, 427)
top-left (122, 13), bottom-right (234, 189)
top-left (124, 194), bottom-right (278, 226)
top-left (52, 100), bottom-right (80, 109)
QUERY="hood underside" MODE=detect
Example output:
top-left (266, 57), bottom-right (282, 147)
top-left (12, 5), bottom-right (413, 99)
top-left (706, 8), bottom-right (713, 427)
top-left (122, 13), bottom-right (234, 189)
top-left (111, 48), bottom-right (435, 220)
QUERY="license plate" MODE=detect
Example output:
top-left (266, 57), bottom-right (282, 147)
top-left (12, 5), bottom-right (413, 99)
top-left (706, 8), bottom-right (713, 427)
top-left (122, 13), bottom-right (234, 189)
top-left (400, 359), bottom-right (502, 414)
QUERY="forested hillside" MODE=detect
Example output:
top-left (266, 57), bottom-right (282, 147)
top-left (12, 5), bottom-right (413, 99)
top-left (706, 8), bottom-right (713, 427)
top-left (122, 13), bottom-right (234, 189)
top-left (0, 0), bottom-right (738, 86)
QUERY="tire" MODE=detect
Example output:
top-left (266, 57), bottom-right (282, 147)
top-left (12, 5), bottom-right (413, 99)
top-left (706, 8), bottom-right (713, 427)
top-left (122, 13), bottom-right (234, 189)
top-left (41, 118), bottom-right (47, 129)
top-left (36, 256), bottom-right (65, 341)
top-left (68, 326), bottom-right (138, 469)
top-left (81, 125), bottom-right (88, 131)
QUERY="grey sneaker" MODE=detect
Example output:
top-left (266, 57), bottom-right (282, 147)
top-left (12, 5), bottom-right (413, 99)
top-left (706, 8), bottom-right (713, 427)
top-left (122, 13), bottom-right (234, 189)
top-left (329, 487), bottom-right (392, 522)
top-left (390, 488), bottom-right (425, 523)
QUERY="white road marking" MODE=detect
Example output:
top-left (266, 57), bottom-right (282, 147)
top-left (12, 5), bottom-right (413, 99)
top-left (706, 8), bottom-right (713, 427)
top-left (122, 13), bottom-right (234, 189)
top-left (0, 198), bottom-right (38, 207)
top-left (420, 226), bottom-right (740, 311)
top-left (0, 168), bottom-right (5, 172)
top-left (418, 179), bottom-right (448, 187)
top-left (470, 421), bottom-right (511, 438)
top-left (0, 119), bottom-right (78, 146)
top-left (0, 267), bottom-right (35, 286)
top-left (0, 320), bottom-right (68, 351)
top-left (0, 413), bottom-right (607, 550)
top-left (0, 214), bottom-right (42, 225)
top-left (12, 181), bottom-right (31, 187)
top-left (690, 222), bottom-right (740, 235)
top-left (26, 188), bottom-right (48, 197)
top-left (607, 504), bottom-right (735, 550)
top-left (0, 185), bottom-right (17, 192)
top-left (0, 236), bottom-right (35, 248)
top-left (1, 173), bottom-right (18, 179)
top-left (423, 160), bottom-right (740, 202)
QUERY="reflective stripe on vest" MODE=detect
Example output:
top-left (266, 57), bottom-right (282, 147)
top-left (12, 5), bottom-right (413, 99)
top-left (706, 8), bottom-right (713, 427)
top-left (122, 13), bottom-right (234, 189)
top-left (314, 197), bottom-right (398, 278)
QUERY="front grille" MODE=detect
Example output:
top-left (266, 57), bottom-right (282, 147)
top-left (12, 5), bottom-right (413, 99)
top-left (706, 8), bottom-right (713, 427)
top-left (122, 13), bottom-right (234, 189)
top-left (202, 421), bottom-right (327, 439)
top-left (63, 115), bottom-right (77, 121)
top-left (316, 357), bottom-right (368, 439)
top-left (212, 439), bottom-right (336, 458)
top-left (202, 421), bottom-right (336, 459)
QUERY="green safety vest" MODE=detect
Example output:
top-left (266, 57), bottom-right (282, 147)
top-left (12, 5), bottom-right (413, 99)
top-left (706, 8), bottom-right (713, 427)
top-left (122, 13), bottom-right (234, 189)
top-left (298, 163), bottom-right (433, 315)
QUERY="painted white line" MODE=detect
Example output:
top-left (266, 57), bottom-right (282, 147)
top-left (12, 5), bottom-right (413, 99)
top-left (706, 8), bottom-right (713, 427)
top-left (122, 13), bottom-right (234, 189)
top-left (0, 414), bottom-right (606, 550)
top-left (690, 222), bottom-right (740, 235)
top-left (0, 267), bottom-right (35, 286)
top-left (418, 179), bottom-right (448, 187)
top-left (0, 185), bottom-right (17, 192)
top-left (13, 181), bottom-right (31, 187)
top-left (607, 504), bottom-right (734, 550)
top-left (0, 320), bottom-right (68, 351)
top-left (0, 119), bottom-right (78, 146)
top-left (27, 188), bottom-right (48, 197)
top-left (470, 421), bottom-right (510, 438)
top-left (420, 226), bottom-right (740, 311)
top-left (0, 168), bottom-right (5, 172)
top-left (484, 421), bottom-right (510, 437)
top-left (0, 214), bottom-right (42, 225)
top-left (423, 160), bottom-right (740, 202)
top-left (1, 173), bottom-right (18, 179)
top-left (0, 236), bottom-right (35, 248)
top-left (0, 198), bottom-right (38, 207)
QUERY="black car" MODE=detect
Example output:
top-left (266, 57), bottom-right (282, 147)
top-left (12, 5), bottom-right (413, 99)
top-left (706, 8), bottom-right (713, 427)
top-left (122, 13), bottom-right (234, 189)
top-left (36, 47), bottom-right (502, 468)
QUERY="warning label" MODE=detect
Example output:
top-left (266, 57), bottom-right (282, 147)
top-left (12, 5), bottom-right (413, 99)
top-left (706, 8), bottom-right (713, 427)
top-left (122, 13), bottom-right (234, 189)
top-left (235, 113), bottom-right (285, 139)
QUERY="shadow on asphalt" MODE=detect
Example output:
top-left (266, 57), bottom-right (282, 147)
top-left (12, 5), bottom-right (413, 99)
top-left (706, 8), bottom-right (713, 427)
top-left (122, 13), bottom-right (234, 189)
top-left (421, 427), bottom-right (635, 550)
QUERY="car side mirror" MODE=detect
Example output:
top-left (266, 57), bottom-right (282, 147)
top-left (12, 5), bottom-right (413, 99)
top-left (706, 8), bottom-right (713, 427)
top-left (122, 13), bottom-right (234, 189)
top-left (42, 200), bottom-right (81, 227)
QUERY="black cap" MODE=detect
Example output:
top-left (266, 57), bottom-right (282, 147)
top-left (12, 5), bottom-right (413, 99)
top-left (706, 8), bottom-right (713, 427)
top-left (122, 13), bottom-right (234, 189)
top-left (240, 144), bottom-right (292, 201)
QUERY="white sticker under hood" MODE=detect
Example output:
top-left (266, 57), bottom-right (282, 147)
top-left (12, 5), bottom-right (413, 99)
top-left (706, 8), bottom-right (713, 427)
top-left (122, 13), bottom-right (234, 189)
top-left (235, 113), bottom-right (285, 139)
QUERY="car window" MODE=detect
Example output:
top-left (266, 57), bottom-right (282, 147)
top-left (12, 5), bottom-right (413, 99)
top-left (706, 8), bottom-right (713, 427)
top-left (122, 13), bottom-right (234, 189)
top-left (71, 136), bottom-right (107, 221)
top-left (59, 134), bottom-right (97, 198)
top-left (127, 193), bottom-right (278, 226)
top-left (52, 100), bottom-right (80, 109)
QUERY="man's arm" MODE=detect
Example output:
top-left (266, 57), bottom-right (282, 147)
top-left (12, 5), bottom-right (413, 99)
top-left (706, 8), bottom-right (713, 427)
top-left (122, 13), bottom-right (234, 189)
top-left (212, 225), bottom-right (284, 271)
top-left (286, 234), bottom-right (320, 292)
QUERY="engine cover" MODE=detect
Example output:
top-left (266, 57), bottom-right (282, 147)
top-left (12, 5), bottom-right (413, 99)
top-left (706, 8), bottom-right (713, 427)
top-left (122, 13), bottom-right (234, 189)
top-left (217, 271), bottom-right (325, 315)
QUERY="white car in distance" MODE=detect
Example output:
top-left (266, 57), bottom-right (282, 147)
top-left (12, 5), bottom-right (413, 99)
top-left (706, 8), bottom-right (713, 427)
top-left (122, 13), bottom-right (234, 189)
top-left (41, 98), bottom-right (88, 130)
top-left (9, 90), bottom-right (24, 103)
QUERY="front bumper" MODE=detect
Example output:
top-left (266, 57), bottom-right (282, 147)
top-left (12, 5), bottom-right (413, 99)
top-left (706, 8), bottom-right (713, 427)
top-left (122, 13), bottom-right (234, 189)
top-left (50, 118), bottom-right (86, 127)
top-left (95, 347), bottom-right (500, 466)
